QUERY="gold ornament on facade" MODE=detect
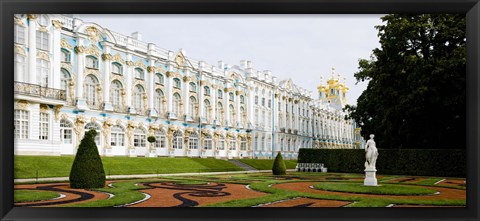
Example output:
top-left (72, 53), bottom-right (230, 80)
top-left (134, 60), bottom-right (146, 69)
top-left (74, 46), bottom-right (85, 54)
top-left (174, 54), bottom-right (186, 67)
top-left (112, 54), bottom-right (125, 64)
top-left (126, 61), bottom-right (134, 66)
top-left (101, 53), bottom-right (112, 61)
top-left (85, 26), bottom-right (101, 43)
top-left (84, 45), bottom-right (101, 57)
top-left (52, 20), bottom-right (63, 30)
top-left (15, 45), bottom-right (26, 56)
top-left (39, 104), bottom-right (49, 113)
top-left (14, 17), bottom-right (26, 27)
top-left (60, 38), bottom-right (73, 50)
top-left (15, 100), bottom-right (29, 110)
top-left (53, 105), bottom-right (63, 122)
top-left (147, 66), bottom-right (155, 73)
top-left (38, 26), bottom-right (49, 33)
top-left (27, 14), bottom-right (38, 20)
top-left (37, 52), bottom-right (50, 61)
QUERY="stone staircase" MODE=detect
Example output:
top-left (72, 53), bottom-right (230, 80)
top-left (228, 159), bottom-right (258, 171)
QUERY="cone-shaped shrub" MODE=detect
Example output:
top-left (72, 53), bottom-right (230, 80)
top-left (69, 129), bottom-right (105, 188)
top-left (272, 152), bottom-right (287, 175)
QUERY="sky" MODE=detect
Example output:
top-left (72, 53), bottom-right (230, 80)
top-left (78, 14), bottom-right (384, 106)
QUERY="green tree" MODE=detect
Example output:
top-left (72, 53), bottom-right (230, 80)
top-left (345, 14), bottom-right (466, 149)
top-left (272, 152), bottom-right (287, 175)
top-left (69, 129), bottom-right (106, 188)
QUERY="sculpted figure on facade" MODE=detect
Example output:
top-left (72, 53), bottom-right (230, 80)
top-left (126, 121), bottom-right (137, 149)
top-left (103, 118), bottom-right (114, 149)
top-left (74, 115), bottom-right (86, 146)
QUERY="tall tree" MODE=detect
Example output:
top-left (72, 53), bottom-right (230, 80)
top-left (345, 14), bottom-right (466, 149)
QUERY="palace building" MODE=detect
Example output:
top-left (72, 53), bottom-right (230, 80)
top-left (13, 14), bottom-right (363, 159)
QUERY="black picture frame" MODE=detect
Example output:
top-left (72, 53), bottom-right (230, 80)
top-left (1, 0), bottom-right (479, 220)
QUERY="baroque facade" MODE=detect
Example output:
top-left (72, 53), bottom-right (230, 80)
top-left (13, 14), bottom-right (363, 159)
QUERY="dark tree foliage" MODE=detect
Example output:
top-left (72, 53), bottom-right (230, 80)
top-left (345, 14), bottom-right (466, 149)
top-left (69, 129), bottom-right (106, 188)
top-left (272, 152), bottom-right (287, 175)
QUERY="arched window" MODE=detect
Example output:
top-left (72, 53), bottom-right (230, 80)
top-left (204, 86), bottom-right (210, 96)
top-left (229, 104), bottom-right (235, 123)
top-left (110, 80), bottom-right (123, 111)
top-left (38, 15), bottom-right (49, 26)
top-left (173, 131), bottom-right (183, 149)
top-left (204, 134), bottom-right (212, 150)
top-left (61, 49), bottom-right (71, 63)
top-left (84, 75), bottom-right (98, 107)
top-left (61, 69), bottom-right (70, 98)
top-left (255, 108), bottom-right (259, 127)
top-left (240, 137), bottom-right (247, 151)
top-left (217, 135), bottom-right (225, 150)
top-left (229, 137), bottom-right (236, 151)
top-left (240, 106), bottom-right (246, 123)
top-left (262, 98), bottom-right (265, 106)
top-left (217, 89), bottom-right (223, 99)
top-left (173, 78), bottom-right (181, 88)
top-left (110, 125), bottom-right (125, 147)
top-left (266, 135), bottom-right (272, 151)
top-left (155, 129), bottom-right (166, 148)
top-left (14, 110), bottom-right (29, 139)
top-left (86, 56), bottom-right (98, 69)
top-left (155, 73), bottom-right (164, 84)
top-left (134, 128), bottom-right (146, 147)
top-left (133, 85), bottom-right (145, 114)
top-left (189, 82), bottom-right (196, 92)
top-left (189, 96), bottom-right (197, 118)
top-left (240, 95), bottom-right (245, 104)
top-left (189, 132), bottom-right (198, 149)
top-left (173, 93), bottom-right (181, 116)
top-left (36, 58), bottom-right (49, 86)
top-left (112, 63), bottom-right (122, 75)
top-left (154, 89), bottom-right (164, 115)
top-left (229, 92), bottom-right (234, 101)
top-left (85, 122), bottom-right (101, 146)
top-left (216, 102), bottom-right (223, 123)
top-left (14, 54), bottom-right (26, 82)
top-left (268, 99), bottom-right (271, 108)
top-left (135, 68), bottom-right (144, 79)
top-left (254, 96), bottom-right (258, 105)
top-left (261, 111), bottom-right (265, 127)
top-left (36, 31), bottom-right (49, 51)
top-left (203, 100), bottom-right (210, 120)
top-left (14, 24), bottom-right (26, 44)
top-left (60, 119), bottom-right (73, 144)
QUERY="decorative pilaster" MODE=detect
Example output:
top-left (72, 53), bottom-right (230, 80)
top-left (102, 43), bottom-right (114, 112)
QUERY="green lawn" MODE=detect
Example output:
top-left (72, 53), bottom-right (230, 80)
top-left (312, 182), bottom-right (438, 195)
top-left (14, 190), bottom-right (60, 203)
top-left (14, 156), bottom-right (244, 179)
top-left (239, 159), bottom-right (297, 170)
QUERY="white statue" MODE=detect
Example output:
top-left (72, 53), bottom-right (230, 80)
top-left (364, 134), bottom-right (378, 169)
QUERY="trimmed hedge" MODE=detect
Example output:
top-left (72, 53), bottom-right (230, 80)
top-left (272, 152), bottom-right (287, 175)
top-left (69, 129), bottom-right (106, 188)
top-left (298, 148), bottom-right (465, 177)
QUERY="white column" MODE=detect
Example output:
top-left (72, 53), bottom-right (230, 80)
top-left (126, 53), bottom-right (134, 113)
top-left (166, 65), bottom-right (174, 117)
top-left (199, 79), bottom-right (204, 119)
top-left (75, 38), bottom-right (88, 110)
top-left (248, 86), bottom-right (254, 128)
top-left (183, 69), bottom-right (190, 119)
top-left (211, 85), bottom-right (217, 124)
top-left (102, 43), bottom-right (113, 111)
top-left (52, 24), bottom-right (61, 89)
top-left (147, 59), bottom-right (156, 117)
top-left (28, 16), bottom-right (37, 84)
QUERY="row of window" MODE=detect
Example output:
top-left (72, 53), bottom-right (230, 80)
top-left (15, 110), bottom-right (248, 150)
top-left (15, 24), bottom-right (49, 51)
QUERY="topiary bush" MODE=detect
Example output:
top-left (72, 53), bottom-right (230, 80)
top-left (147, 136), bottom-right (156, 143)
top-left (272, 152), bottom-right (287, 175)
top-left (69, 129), bottom-right (106, 188)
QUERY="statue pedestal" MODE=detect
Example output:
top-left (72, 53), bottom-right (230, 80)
top-left (364, 168), bottom-right (378, 186)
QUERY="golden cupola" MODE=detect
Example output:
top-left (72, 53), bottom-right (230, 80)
top-left (317, 67), bottom-right (348, 110)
